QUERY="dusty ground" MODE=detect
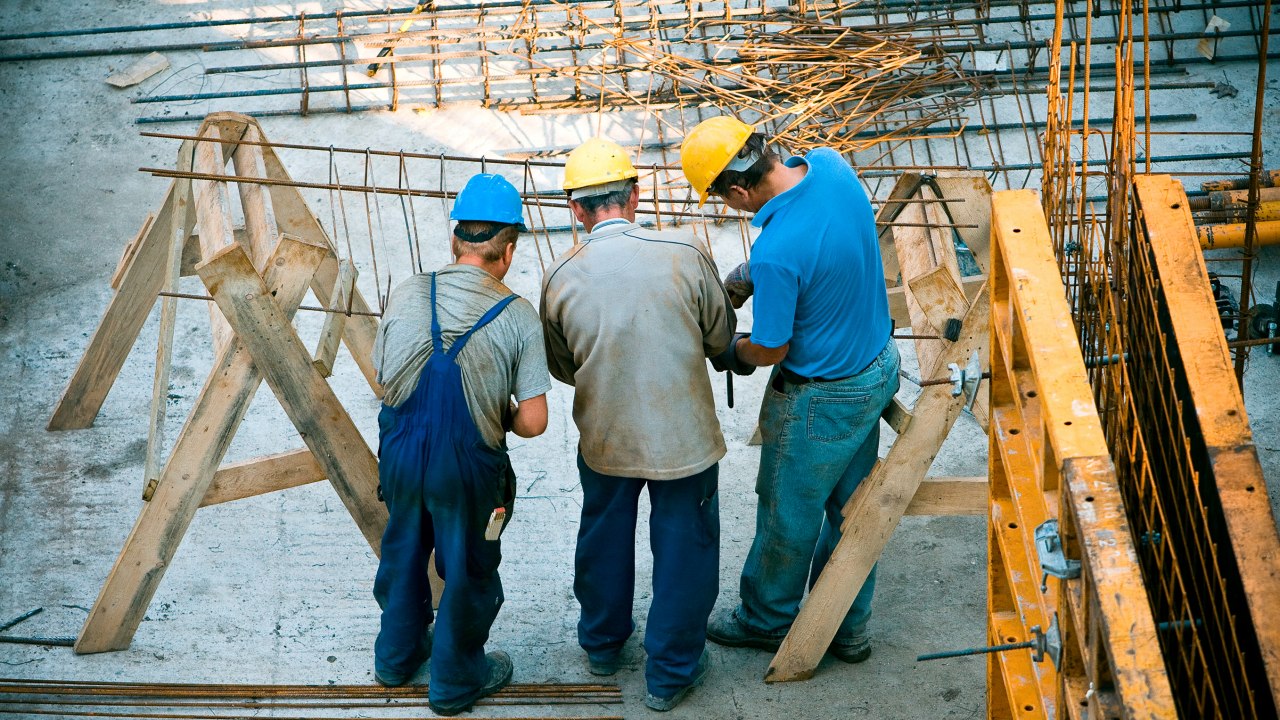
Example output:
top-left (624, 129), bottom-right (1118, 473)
top-left (0, 2), bottom-right (1277, 719)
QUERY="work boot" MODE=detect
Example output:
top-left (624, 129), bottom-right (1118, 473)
top-left (828, 635), bottom-right (873, 664)
top-left (586, 649), bottom-right (623, 677)
top-left (427, 650), bottom-right (514, 716)
top-left (706, 609), bottom-right (782, 652)
top-left (644, 650), bottom-right (710, 712)
top-left (373, 625), bottom-right (434, 687)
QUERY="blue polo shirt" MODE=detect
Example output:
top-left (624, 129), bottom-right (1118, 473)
top-left (749, 147), bottom-right (890, 379)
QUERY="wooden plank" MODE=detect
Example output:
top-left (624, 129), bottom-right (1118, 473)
top-left (201, 449), bottom-right (325, 507)
top-left (197, 243), bottom-right (387, 554)
top-left (105, 52), bottom-right (169, 88)
top-left (229, 124), bottom-right (278, 269)
top-left (874, 172), bottom-right (922, 287)
top-left (143, 141), bottom-right (196, 499)
top-left (765, 285), bottom-right (989, 682)
top-left (141, 226), bottom-right (188, 501)
top-left (258, 134), bottom-right (382, 396)
top-left (75, 236), bottom-right (327, 654)
top-left (887, 273), bottom-right (985, 326)
top-left (110, 213), bottom-right (154, 291)
top-left (904, 476), bottom-right (986, 516)
top-left (908, 265), bottom-right (968, 336)
top-left (933, 171), bottom-right (993, 273)
top-left (313, 260), bottom-right (357, 378)
top-left (191, 126), bottom-right (237, 357)
top-left (48, 183), bottom-right (179, 430)
top-left (881, 396), bottom-right (911, 435)
top-left (892, 202), bottom-right (960, 378)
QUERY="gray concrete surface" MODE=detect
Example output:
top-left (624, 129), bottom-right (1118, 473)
top-left (0, 2), bottom-right (1276, 719)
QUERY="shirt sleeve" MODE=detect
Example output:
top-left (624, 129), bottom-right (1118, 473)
top-left (693, 246), bottom-right (735, 356)
top-left (749, 259), bottom-right (799, 348)
top-left (514, 308), bottom-right (553, 401)
top-left (539, 275), bottom-right (579, 386)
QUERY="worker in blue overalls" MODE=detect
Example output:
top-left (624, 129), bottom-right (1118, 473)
top-left (372, 173), bottom-right (551, 715)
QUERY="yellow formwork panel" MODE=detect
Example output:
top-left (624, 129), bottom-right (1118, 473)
top-left (988, 189), bottom-right (1175, 719)
top-left (1123, 175), bottom-right (1280, 717)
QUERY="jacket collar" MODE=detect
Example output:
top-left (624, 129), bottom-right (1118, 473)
top-left (585, 218), bottom-right (636, 239)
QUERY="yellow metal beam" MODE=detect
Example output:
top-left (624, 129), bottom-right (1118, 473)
top-left (988, 189), bottom-right (1175, 719)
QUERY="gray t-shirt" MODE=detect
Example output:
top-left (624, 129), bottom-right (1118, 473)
top-left (373, 264), bottom-right (551, 448)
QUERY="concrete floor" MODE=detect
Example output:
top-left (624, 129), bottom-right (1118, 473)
top-left (0, 2), bottom-right (1277, 719)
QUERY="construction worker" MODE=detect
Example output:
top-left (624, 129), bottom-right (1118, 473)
top-left (540, 138), bottom-right (735, 712)
top-left (680, 117), bottom-right (900, 666)
top-left (371, 173), bottom-right (551, 715)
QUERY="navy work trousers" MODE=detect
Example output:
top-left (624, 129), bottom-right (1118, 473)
top-left (373, 277), bottom-right (516, 705)
top-left (574, 454), bottom-right (720, 699)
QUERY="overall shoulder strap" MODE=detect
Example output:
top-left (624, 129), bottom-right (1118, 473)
top-left (429, 272), bottom-right (443, 349)
top-left (446, 294), bottom-right (519, 360)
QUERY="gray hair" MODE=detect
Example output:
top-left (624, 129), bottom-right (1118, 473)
top-left (571, 179), bottom-right (637, 216)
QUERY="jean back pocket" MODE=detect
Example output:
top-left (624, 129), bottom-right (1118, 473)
top-left (807, 394), bottom-right (873, 442)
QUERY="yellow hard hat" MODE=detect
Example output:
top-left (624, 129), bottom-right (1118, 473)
top-left (562, 137), bottom-right (639, 197)
top-left (680, 116), bottom-right (756, 207)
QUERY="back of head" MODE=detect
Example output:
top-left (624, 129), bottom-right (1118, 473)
top-left (451, 173), bottom-right (527, 262)
top-left (679, 116), bottom-right (776, 206)
top-left (563, 138), bottom-right (639, 215)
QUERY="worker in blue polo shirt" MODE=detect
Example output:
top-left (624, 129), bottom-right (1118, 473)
top-left (681, 116), bottom-right (901, 666)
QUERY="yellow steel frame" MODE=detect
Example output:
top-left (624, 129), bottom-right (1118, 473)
top-left (988, 190), bottom-right (1175, 719)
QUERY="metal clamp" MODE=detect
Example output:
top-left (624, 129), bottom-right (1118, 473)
top-left (947, 351), bottom-right (983, 411)
top-left (1035, 518), bottom-right (1082, 592)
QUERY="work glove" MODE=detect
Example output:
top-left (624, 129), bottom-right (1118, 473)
top-left (724, 262), bottom-right (753, 309)
top-left (710, 332), bottom-right (757, 376)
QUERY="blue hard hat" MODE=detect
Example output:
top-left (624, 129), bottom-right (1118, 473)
top-left (451, 173), bottom-right (528, 231)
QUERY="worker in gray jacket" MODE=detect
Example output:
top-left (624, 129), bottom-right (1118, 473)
top-left (540, 137), bottom-right (735, 713)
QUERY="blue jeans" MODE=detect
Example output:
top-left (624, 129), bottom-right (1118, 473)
top-left (736, 339), bottom-right (900, 642)
top-left (574, 455), bottom-right (720, 698)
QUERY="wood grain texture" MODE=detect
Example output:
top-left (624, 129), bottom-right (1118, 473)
top-left (197, 243), bottom-right (386, 554)
top-left (313, 260), bottom-right (357, 378)
top-left (201, 449), bottom-right (326, 507)
top-left (190, 126), bottom-right (237, 357)
top-left (48, 184), bottom-right (178, 430)
top-left (75, 236), bottom-right (327, 654)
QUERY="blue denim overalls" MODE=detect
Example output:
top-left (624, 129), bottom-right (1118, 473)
top-left (373, 272), bottom-right (517, 704)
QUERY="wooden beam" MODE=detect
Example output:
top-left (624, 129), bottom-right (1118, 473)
top-left (932, 171), bottom-right (993, 274)
top-left (201, 449), bottom-right (325, 507)
top-left (313, 260), bottom-right (357, 378)
top-left (906, 476), bottom-right (987, 516)
top-left (888, 274), bottom-right (985, 326)
top-left (874, 172), bottom-right (923, 287)
top-left (190, 125), bottom-right (237, 357)
top-left (110, 213), bottom-right (154, 291)
top-left (75, 236), bottom-right (327, 654)
top-left (765, 284), bottom-right (989, 682)
top-left (197, 243), bottom-right (387, 554)
top-left (142, 226), bottom-right (188, 501)
top-left (229, 124), bottom-right (278, 270)
top-left (143, 141), bottom-right (196, 499)
top-left (48, 183), bottom-right (178, 430)
top-left (259, 137), bottom-right (382, 397)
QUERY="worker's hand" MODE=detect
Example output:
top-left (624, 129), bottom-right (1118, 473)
top-left (724, 262), bottom-right (753, 309)
top-left (711, 332), bottom-right (757, 376)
